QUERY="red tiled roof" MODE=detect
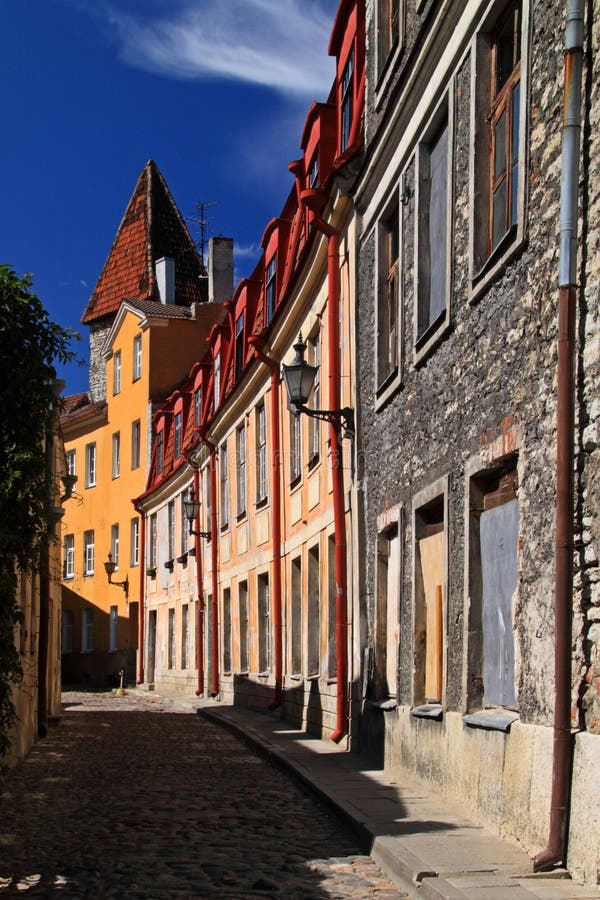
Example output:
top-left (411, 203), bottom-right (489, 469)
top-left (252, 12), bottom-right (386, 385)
top-left (81, 160), bottom-right (207, 325)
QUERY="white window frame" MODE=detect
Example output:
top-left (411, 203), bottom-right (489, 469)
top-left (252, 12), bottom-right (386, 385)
top-left (64, 533), bottom-right (75, 579)
top-left (112, 431), bottom-right (120, 479)
top-left (85, 442), bottom-right (96, 488)
top-left (131, 419), bottom-right (141, 470)
top-left (133, 333), bottom-right (142, 381)
top-left (220, 441), bottom-right (229, 529)
top-left (130, 517), bottom-right (139, 567)
top-left (214, 351), bottom-right (221, 408)
top-left (174, 411), bottom-right (182, 460)
top-left (111, 523), bottom-right (119, 571)
top-left (149, 512), bottom-right (157, 568)
top-left (236, 424), bottom-right (246, 517)
top-left (113, 349), bottom-right (122, 395)
top-left (83, 530), bottom-right (95, 575)
top-left (256, 403), bottom-right (268, 503)
top-left (66, 449), bottom-right (76, 476)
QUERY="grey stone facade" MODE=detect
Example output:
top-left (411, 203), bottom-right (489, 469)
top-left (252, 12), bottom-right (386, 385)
top-left (355, 0), bottom-right (599, 884)
top-left (88, 319), bottom-right (112, 402)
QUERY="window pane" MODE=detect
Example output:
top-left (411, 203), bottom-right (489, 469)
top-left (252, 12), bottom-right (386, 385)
top-left (428, 120), bottom-right (448, 325)
top-left (494, 110), bottom-right (506, 181)
top-left (492, 180), bottom-right (507, 250)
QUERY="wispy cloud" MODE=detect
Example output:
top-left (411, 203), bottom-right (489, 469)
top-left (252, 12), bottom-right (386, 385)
top-left (97, 0), bottom-right (336, 98)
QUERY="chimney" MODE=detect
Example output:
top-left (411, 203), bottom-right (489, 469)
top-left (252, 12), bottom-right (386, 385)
top-left (208, 237), bottom-right (234, 303)
top-left (155, 257), bottom-right (176, 304)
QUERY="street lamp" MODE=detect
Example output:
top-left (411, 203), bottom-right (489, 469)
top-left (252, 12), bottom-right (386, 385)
top-left (104, 553), bottom-right (129, 599)
top-left (183, 489), bottom-right (211, 539)
top-left (281, 335), bottom-right (355, 440)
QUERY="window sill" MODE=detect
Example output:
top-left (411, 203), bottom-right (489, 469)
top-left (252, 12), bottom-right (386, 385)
top-left (289, 475), bottom-right (302, 492)
top-left (410, 703), bottom-right (443, 721)
top-left (289, 673), bottom-right (302, 682)
top-left (188, 546), bottom-right (196, 557)
top-left (414, 312), bottom-right (450, 367)
top-left (470, 225), bottom-right (524, 304)
top-left (146, 568), bottom-right (157, 578)
top-left (375, 367), bottom-right (402, 412)
top-left (463, 710), bottom-right (519, 733)
top-left (164, 560), bottom-right (174, 572)
top-left (83, 572), bottom-right (94, 578)
top-left (258, 670), bottom-right (270, 679)
top-left (236, 510), bottom-right (247, 524)
top-left (307, 672), bottom-right (320, 681)
top-left (255, 496), bottom-right (269, 510)
top-left (64, 575), bottom-right (74, 581)
top-left (176, 553), bottom-right (188, 565)
top-left (367, 698), bottom-right (397, 711)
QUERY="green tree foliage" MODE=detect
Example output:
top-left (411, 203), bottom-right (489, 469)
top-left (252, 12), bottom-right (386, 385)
top-left (0, 265), bottom-right (76, 762)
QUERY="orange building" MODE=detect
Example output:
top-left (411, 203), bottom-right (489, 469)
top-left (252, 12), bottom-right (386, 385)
top-left (60, 161), bottom-right (225, 687)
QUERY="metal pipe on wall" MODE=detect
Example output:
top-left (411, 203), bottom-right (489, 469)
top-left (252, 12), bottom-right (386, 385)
top-left (534, 0), bottom-right (584, 872)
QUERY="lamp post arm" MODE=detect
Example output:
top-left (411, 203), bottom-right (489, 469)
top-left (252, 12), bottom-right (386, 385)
top-left (295, 404), bottom-right (355, 443)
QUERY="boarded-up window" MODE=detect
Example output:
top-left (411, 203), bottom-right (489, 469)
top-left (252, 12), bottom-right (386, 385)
top-left (467, 465), bottom-right (519, 711)
top-left (414, 493), bottom-right (445, 706)
top-left (480, 487), bottom-right (518, 707)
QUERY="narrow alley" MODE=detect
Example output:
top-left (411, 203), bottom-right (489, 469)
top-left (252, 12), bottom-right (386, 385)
top-left (0, 690), bottom-right (404, 898)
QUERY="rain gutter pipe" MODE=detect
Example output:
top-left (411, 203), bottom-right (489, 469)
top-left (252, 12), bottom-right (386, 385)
top-left (534, 0), bottom-right (584, 871)
top-left (192, 464), bottom-right (205, 696)
top-left (248, 336), bottom-right (283, 711)
top-left (299, 188), bottom-right (348, 743)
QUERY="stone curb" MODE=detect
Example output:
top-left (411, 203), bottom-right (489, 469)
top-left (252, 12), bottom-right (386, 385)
top-left (195, 704), bottom-right (600, 900)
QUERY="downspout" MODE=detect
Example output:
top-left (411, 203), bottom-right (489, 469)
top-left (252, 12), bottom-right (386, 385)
top-left (198, 432), bottom-right (219, 697)
top-left (136, 508), bottom-right (146, 684)
top-left (300, 189), bottom-right (348, 743)
top-left (248, 336), bottom-right (284, 711)
top-left (534, 0), bottom-right (583, 872)
top-left (192, 464), bottom-right (205, 696)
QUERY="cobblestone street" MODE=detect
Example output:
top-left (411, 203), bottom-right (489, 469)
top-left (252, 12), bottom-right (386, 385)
top-left (0, 691), bottom-right (405, 898)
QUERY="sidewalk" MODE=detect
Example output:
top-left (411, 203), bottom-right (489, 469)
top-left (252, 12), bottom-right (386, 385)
top-left (187, 700), bottom-right (600, 900)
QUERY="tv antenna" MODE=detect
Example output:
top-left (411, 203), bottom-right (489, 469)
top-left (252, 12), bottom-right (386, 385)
top-left (187, 200), bottom-right (218, 266)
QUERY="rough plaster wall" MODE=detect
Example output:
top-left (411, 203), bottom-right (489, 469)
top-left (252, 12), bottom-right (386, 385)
top-left (88, 320), bottom-right (111, 402)
top-left (357, 2), bottom-right (567, 725)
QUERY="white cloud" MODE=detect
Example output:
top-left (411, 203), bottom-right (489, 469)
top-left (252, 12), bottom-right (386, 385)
top-left (101, 0), bottom-right (337, 98)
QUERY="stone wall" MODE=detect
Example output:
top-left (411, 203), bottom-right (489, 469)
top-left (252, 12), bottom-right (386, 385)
top-left (356, 0), bottom-right (599, 882)
top-left (88, 319), bottom-right (112, 402)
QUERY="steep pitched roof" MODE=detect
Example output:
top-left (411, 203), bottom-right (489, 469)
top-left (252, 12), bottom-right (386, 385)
top-left (81, 160), bottom-right (207, 325)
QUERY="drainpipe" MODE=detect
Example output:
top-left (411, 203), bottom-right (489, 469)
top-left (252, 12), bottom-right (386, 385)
top-left (249, 336), bottom-right (283, 711)
top-left (534, 0), bottom-right (583, 872)
top-left (192, 464), bottom-right (205, 696)
top-left (300, 188), bottom-right (348, 743)
top-left (136, 508), bottom-right (146, 684)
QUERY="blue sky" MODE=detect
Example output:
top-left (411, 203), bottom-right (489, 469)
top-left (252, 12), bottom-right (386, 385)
top-left (1, 0), bottom-right (338, 395)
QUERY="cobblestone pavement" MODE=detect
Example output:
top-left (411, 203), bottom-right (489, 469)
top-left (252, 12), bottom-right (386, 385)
top-left (0, 690), bottom-right (407, 898)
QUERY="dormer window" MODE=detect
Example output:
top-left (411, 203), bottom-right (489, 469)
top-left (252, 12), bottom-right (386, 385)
top-left (156, 430), bottom-right (164, 473)
top-left (194, 386), bottom-right (202, 427)
top-left (265, 256), bottom-right (276, 325)
top-left (340, 47), bottom-right (354, 153)
top-left (308, 150), bottom-right (319, 189)
top-left (235, 313), bottom-right (245, 382)
top-left (214, 350), bottom-right (221, 407)
top-left (174, 412), bottom-right (182, 459)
